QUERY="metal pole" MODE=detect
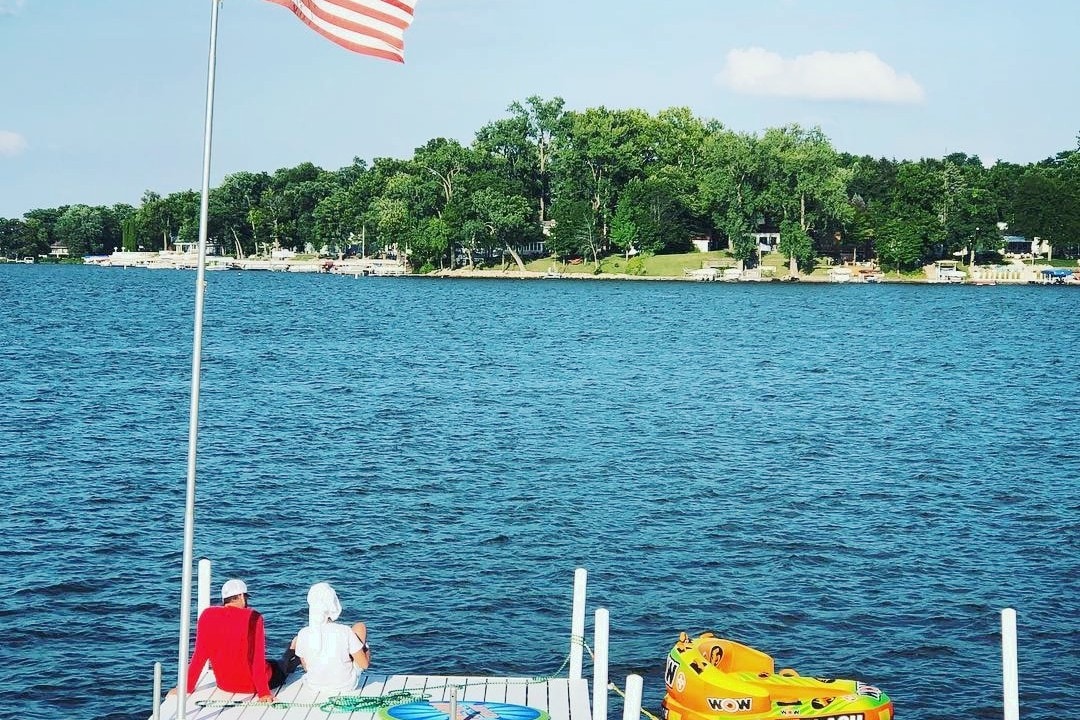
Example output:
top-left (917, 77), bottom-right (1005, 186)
top-left (1002, 608), bottom-right (1019, 720)
top-left (177, 1), bottom-right (221, 716)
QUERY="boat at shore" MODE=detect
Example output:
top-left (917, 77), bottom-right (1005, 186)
top-left (661, 633), bottom-right (893, 720)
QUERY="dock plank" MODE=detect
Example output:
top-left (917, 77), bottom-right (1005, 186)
top-left (526, 678), bottom-right (549, 712)
top-left (479, 677), bottom-right (507, 703)
top-left (546, 679), bottom-right (572, 720)
top-left (460, 678), bottom-right (492, 702)
top-left (419, 675), bottom-right (450, 702)
top-left (567, 679), bottom-right (592, 720)
top-left (271, 678), bottom-right (315, 720)
top-left (503, 678), bottom-right (528, 707)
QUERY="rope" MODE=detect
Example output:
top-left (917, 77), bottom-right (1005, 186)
top-left (455, 634), bottom-right (594, 687)
top-left (196, 688), bottom-right (426, 712)
top-left (607, 682), bottom-right (661, 720)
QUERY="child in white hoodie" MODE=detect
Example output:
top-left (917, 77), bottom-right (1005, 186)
top-left (294, 582), bottom-right (371, 692)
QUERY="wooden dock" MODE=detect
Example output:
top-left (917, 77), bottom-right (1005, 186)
top-left (150, 567), bottom-right (621, 720)
top-left (156, 671), bottom-right (593, 720)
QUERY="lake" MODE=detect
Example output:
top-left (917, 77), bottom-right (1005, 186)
top-left (0, 265), bottom-right (1076, 720)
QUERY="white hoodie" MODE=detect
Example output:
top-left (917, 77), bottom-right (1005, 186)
top-left (295, 582), bottom-right (364, 692)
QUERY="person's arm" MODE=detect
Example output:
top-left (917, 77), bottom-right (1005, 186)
top-left (294, 631), bottom-right (309, 672)
top-left (250, 611), bottom-right (274, 701)
top-left (186, 613), bottom-right (211, 694)
top-left (350, 622), bottom-right (370, 670)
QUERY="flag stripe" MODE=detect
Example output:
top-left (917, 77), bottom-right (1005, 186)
top-left (321, 0), bottom-right (414, 32)
top-left (297, 0), bottom-right (404, 52)
top-left (266, 0), bottom-right (416, 62)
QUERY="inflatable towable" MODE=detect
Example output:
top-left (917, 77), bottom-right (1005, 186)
top-left (661, 633), bottom-right (893, 720)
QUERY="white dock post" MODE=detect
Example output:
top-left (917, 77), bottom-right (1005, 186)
top-left (197, 558), bottom-right (212, 616)
top-left (152, 661), bottom-right (162, 720)
top-left (593, 608), bottom-right (610, 720)
top-left (621, 674), bottom-right (643, 720)
top-left (1002, 608), bottom-right (1019, 720)
top-left (449, 686), bottom-right (458, 720)
top-left (570, 568), bottom-right (588, 680)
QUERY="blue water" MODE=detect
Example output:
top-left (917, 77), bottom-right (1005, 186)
top-left (1, 265), bottom-right (1076, 720)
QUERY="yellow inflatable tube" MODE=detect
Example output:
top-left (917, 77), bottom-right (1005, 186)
top-left (661, 633), bottom-right (893, 720)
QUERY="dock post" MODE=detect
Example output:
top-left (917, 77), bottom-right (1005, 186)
top-left (1002, 608), bottom-right (1019, 720)
top-left (621, 674), bottom-right (643, 720)
top-left (449, 686), bottom-right (457, 720)
top-left (152, 661), bottom-right (162, 720)
top-left (197, 558), bottom-right (212, 616)
top-left (593, 608), bottom-right (610, 720)
top-left (570, 568), bottom-right (587, 680)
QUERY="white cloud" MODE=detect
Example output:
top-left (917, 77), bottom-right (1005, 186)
top-left (0, 130), bottom-right (28, 156)
top-left (717, 47), bottom-right (925, 104)
top-left (0, 0), bottom-right (26, 16)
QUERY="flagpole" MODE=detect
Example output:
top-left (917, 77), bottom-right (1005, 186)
top-left (177, 0), bottom-right (221, 716)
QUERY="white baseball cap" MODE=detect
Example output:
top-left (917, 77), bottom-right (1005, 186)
top-left (221, 578), bottom-right (248, 601)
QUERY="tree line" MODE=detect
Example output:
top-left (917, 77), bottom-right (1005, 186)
top-left (2, 97), bottom-right (1078, 272)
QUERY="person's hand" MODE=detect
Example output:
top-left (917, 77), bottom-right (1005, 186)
top-left (258, 693), bottom-right (276, 703)
top-left (165, 687), bottom-right (177, 698)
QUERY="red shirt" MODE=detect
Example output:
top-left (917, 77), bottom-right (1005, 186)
top-left (186, 605), bottom-right (273, 697)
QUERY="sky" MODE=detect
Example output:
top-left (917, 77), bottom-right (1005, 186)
top-left (1, 0), bottom-right (1078, 218)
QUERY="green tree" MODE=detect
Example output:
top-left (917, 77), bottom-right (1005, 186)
top-left (469, 186), bottom-right (533, 271)
top-left (413, 138), bottom-right (473, 267)
top-left (887, 162), bottom-right (946, 263)
top-left (553, 106), bottom-right (652, 250)
top-left (758, 125), bottom-right (852, 252)
top-left (260, 163), bottom-right (332, 251)
top-left (549, 199), bottom-right (600, 265)
top-left (876, 216), bottom-right (928, 272)
top-left (507, 95), bottom-right (567, 222)
top-left (370, 172), bottom-right (428, 261)
top-left (1013, 152), bottom-right (1080, 257)
top-left (610, 177), bottom-right (687, 256)
top-left (699, 130), bottom-right (760, 263)
top-left (121, 215), bottom-right (137, 252)
top-left (54, 205), bottom-right (107, 257)
top-left (169, 190), bottom-right (201, 246)
top-left (137, 191), bottom-right (175, 250)
top-left (0, 217), bottom-right (40, 258)
top-left (210, 171), bottom-right (270, 256)
top-left (313, 187), bottom-right (364, 257)
top-left (410, 215), bottom-right (452, 270)
top-left (646, 107), bottom-right (716, 237)
top-left (778, 218), bottom-right (815, 271)
top-left (22, 207), bottom-right (63, 255)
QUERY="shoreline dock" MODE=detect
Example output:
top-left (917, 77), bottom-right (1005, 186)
top-left (150, 566), bottom-right (615, 720)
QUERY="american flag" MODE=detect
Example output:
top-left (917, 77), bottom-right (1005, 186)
top-left (266, 0), bottom-right (416, 62)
